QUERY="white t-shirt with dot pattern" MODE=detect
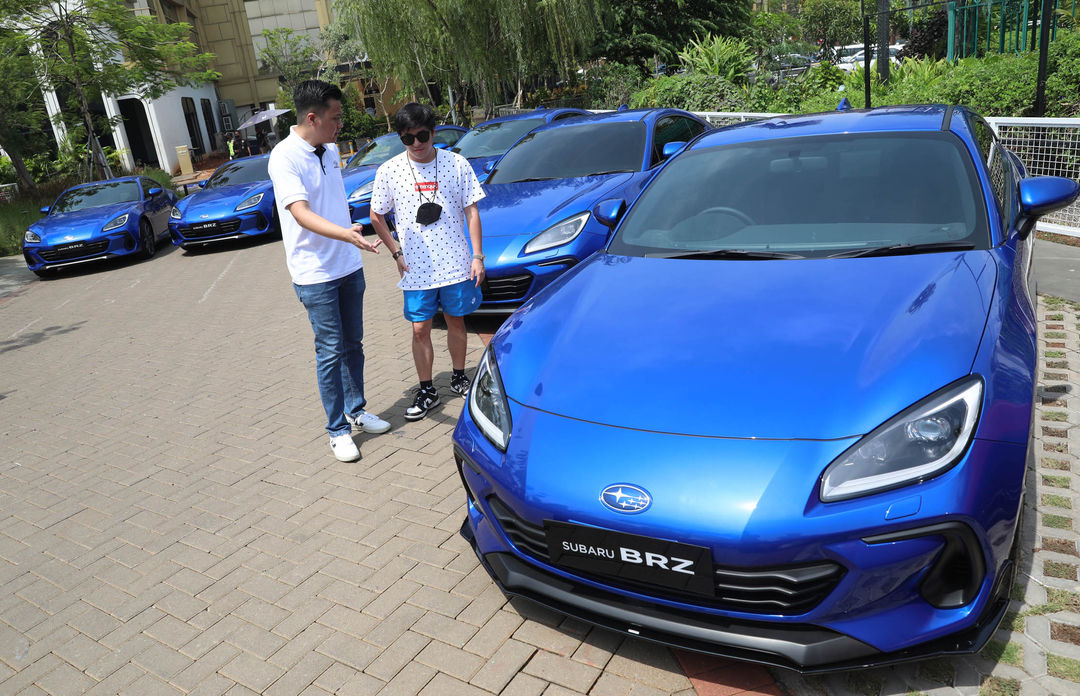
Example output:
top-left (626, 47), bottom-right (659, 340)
top-left (371, 149), bottom-right (485, 290)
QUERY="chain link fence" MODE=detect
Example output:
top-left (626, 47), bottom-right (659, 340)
top-left (0, 183), bottom-right (19, 203)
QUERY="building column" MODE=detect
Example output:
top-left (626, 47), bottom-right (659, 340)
top-left (103, 95), bottom-right (135, 172)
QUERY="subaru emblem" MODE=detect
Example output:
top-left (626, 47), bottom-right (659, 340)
top-left (600, 484), bottom-right (651, 514)
top-left (200, 214), bottom-right (209, 219)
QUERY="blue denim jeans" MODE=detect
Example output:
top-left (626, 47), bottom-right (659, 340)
top-left (293, 268), bottom-right (367, 436)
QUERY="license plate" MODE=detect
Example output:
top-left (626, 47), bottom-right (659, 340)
top-left (191, 222), bottom-right (217, 231)
top-left (545, 521), bottom-right (714, 596)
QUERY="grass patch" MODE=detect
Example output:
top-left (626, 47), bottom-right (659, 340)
top-left (1043, 458), bottom-right (1071, 471)
top-left (1048, 654), bottom-right (1080, 682)
top-left (1046, 331), bottom-right (1068, 339)
top-left (1044, 514), bottom-right (1074, 530)
top-left (1044, 443), bottom-right (1069, 453)
top-left (1049, 314), bottom-right (1066, 321)
top-left (1046, 350), bottom-right (1067, 358)
top-left (980, 676), bottom-right (1020, 696)
top-left (1044, 474), bottom-right (1072, 488)
top-left (919, 658), bottom-right (954, 685)
top-left (1045, 560), bottom-right (1078, 579)
top-left (982, 639), bottom-right (1023, 666)
top-left (1043, 493), bottom-right (1073, 508)
top-left (845, 670), bottom-right (883, 696)
top-left (1006, 610), bottom-right (1026, 631)
top-left (1043, 411), bottom-right (1070, 422)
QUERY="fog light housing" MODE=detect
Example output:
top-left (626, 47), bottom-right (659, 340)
top-left (864, 522), bottom-right (985, 608)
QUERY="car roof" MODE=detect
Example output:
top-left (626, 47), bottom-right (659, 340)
top-left (526, 107), bottom-right (704, 135)
top-left (472, 107), bottom-right (589, 128)
top-left (62, 176), bottom-right (144, 193)
top-left (689, 104), bottom-right (951, 150)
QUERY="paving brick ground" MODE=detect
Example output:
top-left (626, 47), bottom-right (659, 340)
top-left (0, 240), bottom-right (1077, 696)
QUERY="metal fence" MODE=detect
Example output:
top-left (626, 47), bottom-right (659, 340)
top-left (0, 182), bottom-right (18, 203)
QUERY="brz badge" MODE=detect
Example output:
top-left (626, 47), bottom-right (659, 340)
top-left (600, 484), bottom-right (651, 514)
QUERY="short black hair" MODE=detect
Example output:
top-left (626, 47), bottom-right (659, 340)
top-left (393, 103), bottom-right (437, 134)
top-left (293, 80), bottom-right (343, 119)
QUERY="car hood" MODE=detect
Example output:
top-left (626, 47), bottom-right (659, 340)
top-left (181, 181), bottom-right (271, 214)
top-left (32, 202), bottom-right (136, 242)
top-left (493, 251), bottom-right (997, 440)
top-left (341, 164), bottom-right (378, 193)
top-left (479, 174), bottom-right (634, 238)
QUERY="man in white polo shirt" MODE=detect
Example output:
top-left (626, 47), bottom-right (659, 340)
top-left (268, 80), bottom-right (389, 462)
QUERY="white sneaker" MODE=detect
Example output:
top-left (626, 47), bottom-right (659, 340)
top-left (330, 433), bottom-right (360, 462)
top-left (345, 409), bottom-right (391, 434)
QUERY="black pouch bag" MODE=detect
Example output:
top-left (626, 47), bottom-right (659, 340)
top-left (416, 202), bottom-right (442, 225)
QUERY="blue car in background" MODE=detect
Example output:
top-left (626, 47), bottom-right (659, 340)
top-left (450, 107), bottom-right (589, 179)
top-left (342, 125), bottom-right (465, 232)
top-left (475, 108), bottom-right (710, 312)
top-left (169, 155), bottom-right (277, 250)
top-left (23, 176), bottom-right (177, 277)
top-left (454, 105), bottom-right (1080, 670)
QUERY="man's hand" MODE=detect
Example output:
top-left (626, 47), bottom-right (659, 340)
top-left (471, 258), bottom-right (485, 286)
top-left (394, 253), bottom-right (409, 279)
top-left (347, 225), bottom-right (381, 253)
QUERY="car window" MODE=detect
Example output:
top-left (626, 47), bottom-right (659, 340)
top-left (205, 158), bottom-right (270, 188)
top-left (435, 128), bottom-right (462, 147)
top-left (51, 181), bottom-right (142, 213)
top-left (968, 114), bottom-right (1008, 219)
top-left (348, 134), bottom-right (406, 168)
top-left (652, 116), bottom-right (707, 167)
top-left (553, 111), bottom-right (583, 121)
top-left (451, 118), bottom-right (545, 159)
top-left (488, 121), bottom-right (646, 183)
top-left (609, 132), bottom-right (990, 258)
top-left (139, 178), bottom-right (156, 197)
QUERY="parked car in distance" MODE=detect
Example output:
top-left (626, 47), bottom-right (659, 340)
top-left (23, 176), bottom-right (177, 277)
top-left (453, 104), bottom-right (1080, 671)
top-left (342, 125), bottom-right (466, 232)
top-left (838, 45), bottom-right (902, 71)
top-left (168, 154), bottom-right (278, 250)
top-left (474, 107), bottom-right (710, 313)
top-left (450, 107), bottom-right (590, 180)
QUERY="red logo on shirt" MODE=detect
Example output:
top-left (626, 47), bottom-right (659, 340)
top-left (415, 182), bottom-right (438, 192)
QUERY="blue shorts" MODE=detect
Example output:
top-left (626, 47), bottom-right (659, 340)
top-left (403, 279), bottom-right (483, 322)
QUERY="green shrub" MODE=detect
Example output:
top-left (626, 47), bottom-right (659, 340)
top-left (630, 73), bottom-right (750, 112)
top-left (0, 157), bottom-right (15, 185)
top-left (935, 52), bottom-right (1038, 116)
top-left (677, 34), bottom-right (755, 86)
top-left (1046, 29), bottom-right (1080, 116)
top-left (584, 62), bottom-right (647, 109)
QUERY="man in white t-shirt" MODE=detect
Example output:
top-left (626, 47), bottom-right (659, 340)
top-left (267, 80), bottom-right (390, 462)
top-left (370, 103), bottom-right (486, 421)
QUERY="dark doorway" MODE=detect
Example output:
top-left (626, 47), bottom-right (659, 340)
top-left (119, 98), bottom-right (159, 168)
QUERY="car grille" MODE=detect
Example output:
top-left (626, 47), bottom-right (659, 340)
top-left (182, 218), bottom-right (242, 238)
top-left (487, 496), bottom-right (845, 615)
top-left (481, 274), bottom-right (532, 303)
top-left (39, 239), bottom-right (110, 261)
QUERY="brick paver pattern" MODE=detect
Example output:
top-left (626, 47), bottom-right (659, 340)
top-left (0, 240), bottom-right (1076, 696)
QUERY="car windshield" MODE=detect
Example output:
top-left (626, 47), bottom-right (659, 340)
top-left (451, 118), bottom-right (544, 158)
top-left (51, 181), bottom-right (141, 213)
top-left (487, 121), bottom-right (645, 184)
top-left (608, 132), bottom-right (990, 259)
top-left (206, 158), bottom-right (270, 188)
top-left (348, 134), bottom-right (406, 168)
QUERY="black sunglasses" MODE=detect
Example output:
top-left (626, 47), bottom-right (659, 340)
top-left (399, 130), bottom-right (432, 146)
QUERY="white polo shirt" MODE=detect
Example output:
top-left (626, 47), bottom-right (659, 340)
top-left (268, 127), bottom-right (363, 285)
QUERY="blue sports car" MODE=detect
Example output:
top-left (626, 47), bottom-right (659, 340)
top-left (169, 155), bottom-right (277, 249)
top-left (342, 125), bottom-right (465, 232)
top-left (450, 107), bottom-right (589, 179)
top-left (453, 105), bottom-right (1080, 671)
top-left (475, 108), bottom-right (710, 312)
top-left (23, 176), bottom-right (177, 277)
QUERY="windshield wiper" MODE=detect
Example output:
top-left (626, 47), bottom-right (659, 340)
top-left (828, 241), bottom-right (976, 258)
top-left (648, 248), bottom-right (804, 260)
top-left (502, 176), bottom-right (558, 183)
top-left (583, 169), bottom-right (634, 176)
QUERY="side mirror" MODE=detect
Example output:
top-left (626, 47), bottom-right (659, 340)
top-left (198, 180), bottom-right (208, 188)
top-left (39, 206), bottom-right (50, 215)
top-left (1018, 176), bottom-right (1080, 237)
top-left (483, 160), bottom-right (496, 174)
top-left (148, 187), bottom-right (163, 197)
top-left (593, 198), bottom-right (626, 229)
top-left (661, 141), bottom-right (687, 160)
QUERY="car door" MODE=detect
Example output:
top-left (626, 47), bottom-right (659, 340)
top-left (140, 178), bottom-right (169, 234)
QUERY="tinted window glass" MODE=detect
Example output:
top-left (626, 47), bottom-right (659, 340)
top-left (435, 129), bottom-right (462, 147)
top-left (206, 158), bottom-right (270, 188)
top-left (52, 181), bottom-right (142, 213)
top-left (609, 132), bottom-right (989, 258)
top-left (451, 118), bottom-right (544, 158)
top-left (488, 122), bottom-right (645, 183)
top-left (652, 116), bottom-right (706, 165)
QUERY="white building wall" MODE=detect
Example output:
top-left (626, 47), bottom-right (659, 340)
top-left (132, 81), bottom-right (221, 175)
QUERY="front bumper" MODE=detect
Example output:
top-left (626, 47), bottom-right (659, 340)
top-left (23, 232), bottom-right (140, 271)
top-left (170, 211), bottom-right (273, 246)
top-left (451, 400), bottom-right (1024, 671)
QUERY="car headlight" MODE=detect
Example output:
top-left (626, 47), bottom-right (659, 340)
top-left (235, 193), bottom-right (264, 211)
top-left (820, 376), bottom-right (983, 502)
top-left (523, 212), bottom-right (590, 254)
top-left (469, 346), bottom-right (513, 450)
top-left (170, 206), bottom-right (182, 220)
top-left (102, 214), bottom-right (129, 232)
top-left (348, 181), bottom-right (374, 203)
top-left (24, 229), bottom-right (40, 243)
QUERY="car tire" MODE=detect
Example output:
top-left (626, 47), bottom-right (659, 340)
top-left (138, 218), bottom-right (157, 259)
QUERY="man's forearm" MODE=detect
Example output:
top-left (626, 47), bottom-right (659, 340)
top-left (372, 213), bottom-right (399, 252)
top-left (287, 201), bottom-right (353, 242)
top-left (466, 205), bottom-right (482, 255)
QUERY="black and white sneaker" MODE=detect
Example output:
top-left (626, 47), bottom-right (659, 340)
top-left (405, 387), bottom-right (440, 421)
top-left (450, 372), bottom-right (471, 397)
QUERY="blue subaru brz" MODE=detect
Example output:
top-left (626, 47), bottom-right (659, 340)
top-left (450, 107), bottom-right (590, 179)
top-left (23, 176), bottom-right (177, 277)
top-left (342, 125), bottom-right (465, 232)
top-left (453, 105), bottom-right (1080, 671)
top-left (475, 108), bottom-right (710, 313)
top-left (168, 155), bottom-right (278, 249)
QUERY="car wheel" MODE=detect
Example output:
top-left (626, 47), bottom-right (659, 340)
top-left (138, 218), bottom-right (157, 259)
